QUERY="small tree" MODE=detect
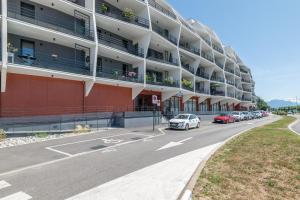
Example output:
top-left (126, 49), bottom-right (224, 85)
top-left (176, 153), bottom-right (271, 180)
top-left (123, 8), bottom-right (135, 20)
top-left (100, 3), bottom-right (108, 13)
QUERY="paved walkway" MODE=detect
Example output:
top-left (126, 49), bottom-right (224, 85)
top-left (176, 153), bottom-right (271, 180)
top-left (289, 115), bottom-right (300, 135)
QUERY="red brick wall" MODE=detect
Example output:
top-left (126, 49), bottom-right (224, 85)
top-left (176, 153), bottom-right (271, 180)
top-left (0, 73), bottom-right (133, 117)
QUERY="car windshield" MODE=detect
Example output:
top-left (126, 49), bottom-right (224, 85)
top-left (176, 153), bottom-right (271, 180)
top-left (219, 113), bottom-right (228, 116)
top-left (231, 112), bottom-right (239, 115)
top-left (174, 115), bottom-right (189, 119)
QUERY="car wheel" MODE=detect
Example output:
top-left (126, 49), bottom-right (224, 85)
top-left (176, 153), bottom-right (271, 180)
top-left (185, 124), bottom-right (189, 131)
top-left (197, 122), bottom-right (200, 128)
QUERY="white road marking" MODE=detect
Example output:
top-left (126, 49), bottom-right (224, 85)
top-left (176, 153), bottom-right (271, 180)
top-left (102, 148), bottom-right (117, 153)
top-left (0, 192), bottom-right (32, 200)
top-left (45, 147), bottom-right (73, 157)
top-left (156, 137), bottom-right (193, 151)
top-left (66, 143), bottom-right (222, 200)
top-left (0, 180), bottom-right (11, 190)
top-left (288, 117), bottom-right (300, 136)
top-left (101, 139), bottom-right (123, 144)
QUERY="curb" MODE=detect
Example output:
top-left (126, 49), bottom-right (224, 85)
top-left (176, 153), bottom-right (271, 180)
top-left (288, 116), bottom-right (300, 136)
top-left (179, 115), bottom-right (281, 200)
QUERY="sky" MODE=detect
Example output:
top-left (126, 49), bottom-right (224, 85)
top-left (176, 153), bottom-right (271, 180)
top-left (167, 0), bottom-right (300, 101)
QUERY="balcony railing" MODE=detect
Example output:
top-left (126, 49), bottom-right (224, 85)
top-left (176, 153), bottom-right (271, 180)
top-left (211, 76), bottom-right (225, 83)
top-left (195, 88), bottom-right (210, 95)
top-left (148, 0), bottom-right (176, 19)
top-left (226, 80), bottom-right (235, 86)
top-left (235, 71), bottom-right (241, 77)
top-left (181, 63), bottom-right (194, 74)
top-left (241, 79), bottom-right (251, 83)
top-left (8, 5), bottom-right (94, 41)
top-left (98, 32), bottom-right (144, 58)
top-left (147, 55), bottom-right (178, 66)
top-left (201, 36), bottom-right (211, 46)
top-left (196, 70), bottom-right (210, 80)
top-left (8, 50), bottom-right (92, 76)
top-left (146, 79), bottom-right (179, 88)
top-left (151, 23), bottom-right (178, 45)
top-left (215, 61), bottom-right (224, 69)
top-left (225, 68), bottom-right (234, 74)
top-left (243, 88), bottom-right (252, 92)
top-left (212, 43), bottom-right (224, 54)
top-left (201, 51), bottom-right (214, 63)
top-left (96, 5), bottom-right (149, 29)
top-left (97, 70), bottom-right (143, 83)
top-left (227, 92), bottom-right (235, 98)
top-left (211, 91), bottom-right (225, 96)
top-left (242, 97), bottom-right (252, 101)
top-left (64, 0), bottom-right (85, 7)
top-left (240, 69), bottom-right (248, 74)
top-left (179, 42), bottom-right (200, 56)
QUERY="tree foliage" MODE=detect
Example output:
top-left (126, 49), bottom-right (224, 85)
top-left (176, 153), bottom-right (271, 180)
top-left (256, 97), bottom-right (270, 111)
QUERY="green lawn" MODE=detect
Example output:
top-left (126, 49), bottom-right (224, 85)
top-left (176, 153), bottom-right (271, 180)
top-left (193, 117), bottom-right (300, 200)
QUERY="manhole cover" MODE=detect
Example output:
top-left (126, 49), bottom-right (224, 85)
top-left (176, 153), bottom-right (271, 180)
top-left (91, 145), bottom-right (107, 150)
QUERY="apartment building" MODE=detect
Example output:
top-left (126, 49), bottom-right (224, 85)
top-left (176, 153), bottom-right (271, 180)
top-left (0, 0), bottom-right (256, 117)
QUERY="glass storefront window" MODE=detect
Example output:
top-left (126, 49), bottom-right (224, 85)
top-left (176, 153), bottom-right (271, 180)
top-left (163, 97), bottom-right (180, 115)
top-left (184, 99), bottom-right (197, 112)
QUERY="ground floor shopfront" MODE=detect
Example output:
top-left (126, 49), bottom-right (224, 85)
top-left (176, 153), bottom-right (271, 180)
top-left (0, 73), bottom-right (248, 117)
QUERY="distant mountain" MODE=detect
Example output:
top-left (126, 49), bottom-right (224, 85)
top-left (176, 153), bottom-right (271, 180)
top-left (268, 99), bottom-right (298, 108)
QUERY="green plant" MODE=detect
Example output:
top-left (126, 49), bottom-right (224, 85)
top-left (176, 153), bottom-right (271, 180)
top-left (35, 132), bottom-right (49, 138)
top-left (163, 77), bottom-right (174, 85)
top-left (123, 8), bottom-right (135, 20)
top-left (0, 129), bottom-right (6, 141)
top-left (182, 79), bottom-right (193, 89)
top-left (7, 43), bottom-right (18, 53)
top-left (146, 74), bottom-right (154, 82)
top-left (100, 3), bottom-right (108, 13)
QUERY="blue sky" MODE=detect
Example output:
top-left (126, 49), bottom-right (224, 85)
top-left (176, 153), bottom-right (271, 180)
top-left (168, 0), bottom-right (300, 101)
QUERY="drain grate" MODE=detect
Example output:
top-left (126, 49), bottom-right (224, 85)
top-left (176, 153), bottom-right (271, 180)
top-left (90, 145), bottom-right (107, 150)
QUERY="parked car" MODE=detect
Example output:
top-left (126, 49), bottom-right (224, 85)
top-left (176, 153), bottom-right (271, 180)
top-left (169, 114), bottom-right (200, 130)
top-left (214, 113), bottom-right (235, 124)
top-left (242, 111), bottom-right (251, 120)
top-left (253, 111), bottom-right (263, 118)
top-left (231, 111), bottom-right (244, 122)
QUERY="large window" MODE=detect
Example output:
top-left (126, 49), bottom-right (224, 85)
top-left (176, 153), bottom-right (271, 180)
top-left (21, 40), bottom-right (35, 57)
top-left (184, 99), bottom-right (197, 112)
top-left (163, 97), bottom-right (180, 115)
top-left (21, 2), bottom-right (35, 19)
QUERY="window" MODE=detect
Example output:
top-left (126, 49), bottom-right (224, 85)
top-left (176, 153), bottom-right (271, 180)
top-left (21, 2), bottom-right (35, 19)
top-left (21, 40), bottom-right (35, 57)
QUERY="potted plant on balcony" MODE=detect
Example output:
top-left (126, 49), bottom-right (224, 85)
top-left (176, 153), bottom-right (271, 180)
top-left (182, 79), bottom-right (193, 90)
top-left (163, 77), bottom-right (174, 86)
top-left (146, 74), bottom-right (154, 83)
top-left (7, 43), bottom-right (18, 63)
top-left (128, 71), bottom-right (137, 82)
top-left (100, 3), bottom-right (108, 13)
top-left (123, 8), bottom-right (135, 21)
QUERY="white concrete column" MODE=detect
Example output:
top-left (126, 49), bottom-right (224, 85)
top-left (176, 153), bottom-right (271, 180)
top-left (1, 0), bottom-right (8, 92)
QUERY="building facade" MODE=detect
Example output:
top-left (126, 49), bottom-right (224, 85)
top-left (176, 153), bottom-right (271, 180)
top-left (0, 0), bottom-right (256, 117)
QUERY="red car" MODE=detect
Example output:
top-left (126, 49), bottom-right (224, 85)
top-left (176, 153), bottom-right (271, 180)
top-left (214, 113), bottom-right (235, 124)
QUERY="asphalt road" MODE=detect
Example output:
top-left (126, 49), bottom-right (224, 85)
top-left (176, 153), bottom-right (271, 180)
top-left (291, 115), bottom-right (300, 135)
top-left (0, 115), bottom-right (280, 200)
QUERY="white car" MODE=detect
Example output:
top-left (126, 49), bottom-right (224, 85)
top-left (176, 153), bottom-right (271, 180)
top-left (169, 114), bottom-right (200, 130)
top-left (231, 111), bottom-right (245, 121)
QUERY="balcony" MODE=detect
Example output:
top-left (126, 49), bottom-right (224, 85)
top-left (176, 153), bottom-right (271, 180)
top-left (241, 79), bottom-right (251, 83)
top-left (179, 42), bottom-right (200, 56)
top-left (147, 49), bottom-right (178, 66)
top-left (195, 88), bottom-right (210, 95)
top-left (212, 43), bottom-right (224, 54)
top-left (9, 50), bottom-right (92, 76)
top-left (8, 4), bottom-right (94, 41)
top-left (97, 70), bottom-right (143, 83)
top-left (201, 36), bottom-right (211, 46)
top-left (226, 80), bottom-right (235, 86)
top-left (146, 77), bottom-right (179, 88)
top-left (181, 63), bottom-right (194, 74)
top-left (242, 97), bottom-right (252, 101)
top-left (225, 68), bottom-right (234, 74)
top-left (98, 31), bottom-right (144, 58)
top-left (95, 1), bottom-right (149, 28)
top-left (240, 68), bottom-right (248, 74)
top-left (211, 91), bottom-right (225, 96)
top-left (65, 0), bottom-right (85, 7)
top-left (148, 0), bottom-right (176, 19)
top-left (243, 88), bottom-right (252, 92)
top-left (201, 51), bottom-right (214, 63)
top-left (215, 61), bottom-right (224, 69)
top-left (227, 92), bottom-right (235, 98)
top-left (196, 69), bottom-right (210, 80)
top-left (235, 71), bottom-right (241, 77)
top-left (182, 84), bottom-right (194, 92)
top-left (151, 23), bottom-right (178, 45)
top-left (211, 76), bottom-right (225, 83)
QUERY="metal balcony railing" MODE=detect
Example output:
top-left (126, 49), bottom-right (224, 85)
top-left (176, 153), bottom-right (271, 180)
top-left (212, 43), bottom-right (224, 54)
top-left (182, 84), bottom-right (194, 92)
top-left (179, 42), bottom-right (200, 56)
top-left (148, 0), bottom-right (176, 19)
top-left (98, 32), bottom-right (144, 58)
top-left (96, 4), bottom-right (149, 29)
top-left (181, 63), bottom-right (194, 74)
top-left (97, 70), bottom-right (144, 83)
top-left (243, 88), bottom-right (252, 92)
top-left (151, 23), bottom-right (178, 45)
top-left (225, 68), bottom-right (234, 74)
top-left (9, 50), bottom-right (92, 76)
top-left (195, 88), bottom-right (210, 95)
top-left (241, 79), bottom-right (251, 83)
top-left (215, 61), bottom-right (224, 69)
top-left (201, 51), bottom-right (214, 63)
top-left (227, 92), bottom-right (235, 98)
top-left (240, 69), bottom-right (248, 74)
top-left (146, 79), bottom-right (179, 88)
top-left (147, 54), bottom-right (178, 66)
top-left (211, 91), bottom-right (225, 96)
top-left (201, 36), bottom-right (211, 46)
top-left (8, 5), bottom-right (94, 41)
top-left (242, 97), bottom-right (252, 101)
top-left (196, 70), bottom-right (210, 80)
top-left (211, 76), bottom-right (225, 83)
top-left (226, 80), bottom-right (235, 86)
